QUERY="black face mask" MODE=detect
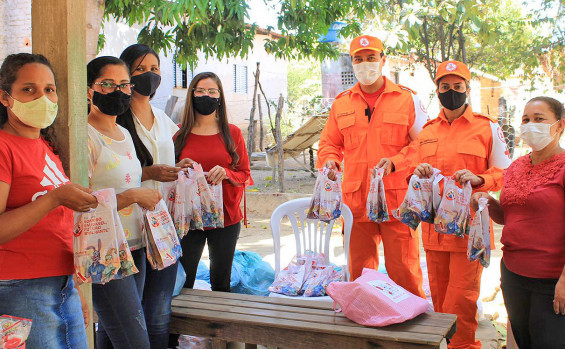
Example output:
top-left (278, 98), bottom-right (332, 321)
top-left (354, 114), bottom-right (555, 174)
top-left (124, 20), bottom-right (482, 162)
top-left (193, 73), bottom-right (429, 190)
top-left (438, 89), bottom-right (467, 111)
top-left (193, 96), bottom-right (220, 116)
top-left (92, 90), bottom-right (132, 116)
top-left (131, 72), bottom-right (161, 96)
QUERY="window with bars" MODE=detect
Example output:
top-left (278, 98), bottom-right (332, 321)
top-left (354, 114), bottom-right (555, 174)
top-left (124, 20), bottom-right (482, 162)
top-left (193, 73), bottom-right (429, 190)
top-left (341, 70), bottom-right (356, 89)
top-left (173, 56), bottom-right (193, 89)
top-left (233, 64), bottom-right (248, 93)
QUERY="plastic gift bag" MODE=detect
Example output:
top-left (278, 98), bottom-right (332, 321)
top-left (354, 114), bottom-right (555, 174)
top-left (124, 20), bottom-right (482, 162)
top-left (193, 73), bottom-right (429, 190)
top-left (209, 183), bottom-right (224, 228)
top-left (307, 168), bottom-right (342, 222)
top-left (144, 200), bottom-right (183, 270)
top-left (172, 170), bottom-right (193, 239)
top-left (268, 251), bottom-right (325, 296)
top-left (307, 169), bottom-right (323, 219)
top-left (302, 265), bottom-right (344, 297)
top-left (73, 188), bottom-right (133, 284)
top-left (434, 177), bottom-right (472, 237)
top-left (367, 168), bottom-right (389, 223)
top-left (467, 198), bottom-right (491, 267)
top-left (185, 164), bottom-right (223, 230)
top-left (178, 335), bottom-right (211, 349)
top-left (0, 315), bottom-right (32, 349)
top-left (162, 180), bottom-right (177, 215)
top-left (393, 169), bottom-right (443, 229)
top-left (326, 268), bottom-right (429, 327)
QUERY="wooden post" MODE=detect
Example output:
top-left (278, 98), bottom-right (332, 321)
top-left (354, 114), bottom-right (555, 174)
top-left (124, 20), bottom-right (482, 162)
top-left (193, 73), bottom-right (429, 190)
top-left (247, 62), bottom-right (260, 162)
top-left (32, 1), bottom-right (93, 348)
top-left (257, 94), bottom-right (264, 151)
top-left (275, 94), bottom-right (285, 193)
top-left (309, 147), bottom-right (315, 177)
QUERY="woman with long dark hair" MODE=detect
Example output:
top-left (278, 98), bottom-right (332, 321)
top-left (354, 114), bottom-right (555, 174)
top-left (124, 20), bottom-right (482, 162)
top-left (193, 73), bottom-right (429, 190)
top-left (0, 53), bottom-right (96, 348)
top-left (174, 72), bottom-right (252, 292)
top-left (86, 55), bottom-right (162, 349)
top-left (117, 43), bottom-right (188, 348)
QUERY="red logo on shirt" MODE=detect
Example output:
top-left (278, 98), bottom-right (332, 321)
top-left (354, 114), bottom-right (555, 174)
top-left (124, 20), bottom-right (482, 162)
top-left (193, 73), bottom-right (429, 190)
top-left (497, 127), bottom-right (505, 143)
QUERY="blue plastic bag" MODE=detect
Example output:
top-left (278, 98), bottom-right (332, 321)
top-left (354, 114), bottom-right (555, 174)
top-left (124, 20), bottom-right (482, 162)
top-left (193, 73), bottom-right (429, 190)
top-left (173, 261), bottom-right (211, 297)
top-left (231, 250), bottom-right (275, 296)
top-left (173, 250), bottom-right (274, 297)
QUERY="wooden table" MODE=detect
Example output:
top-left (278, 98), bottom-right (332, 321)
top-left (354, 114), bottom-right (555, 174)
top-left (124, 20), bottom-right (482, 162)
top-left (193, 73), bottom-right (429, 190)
top-left (170, 289), bottom-right (456, 349)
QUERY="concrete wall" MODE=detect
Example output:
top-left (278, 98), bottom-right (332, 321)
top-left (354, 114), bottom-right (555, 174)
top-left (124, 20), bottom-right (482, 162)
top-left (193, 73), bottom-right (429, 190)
top-left (97, 18), bottom-right (175, 111)
top-left (99, 18), bottom-right (288, 131)
top-left (0, 0), bottom-right (32, 64)
top-left (171, 35), bottom-right (288, 129)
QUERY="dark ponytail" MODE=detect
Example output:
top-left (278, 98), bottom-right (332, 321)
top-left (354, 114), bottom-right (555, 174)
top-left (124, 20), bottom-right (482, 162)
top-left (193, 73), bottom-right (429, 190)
top-left (116, 44), bottom-right (161, 167)
top-left (0, 53), bottom-right (58, 153)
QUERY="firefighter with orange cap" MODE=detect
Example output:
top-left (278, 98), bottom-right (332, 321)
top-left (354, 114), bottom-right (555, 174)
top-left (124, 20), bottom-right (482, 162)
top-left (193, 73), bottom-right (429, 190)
top-left (317, 35), bottom-right (429, 298)
top-left (387, 60), bottom-right (512, 348)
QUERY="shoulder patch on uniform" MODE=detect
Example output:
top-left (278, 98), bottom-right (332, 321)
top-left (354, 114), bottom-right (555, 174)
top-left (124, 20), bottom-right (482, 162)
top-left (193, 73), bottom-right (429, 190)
top-left (422, 117), bottom-right (439, 128)
top-left (335, 90), bottom-right (351, 99)
top-left (474, 113), bottom-right (498, 123)
top-left (398, 84), bottom-right (417, 94)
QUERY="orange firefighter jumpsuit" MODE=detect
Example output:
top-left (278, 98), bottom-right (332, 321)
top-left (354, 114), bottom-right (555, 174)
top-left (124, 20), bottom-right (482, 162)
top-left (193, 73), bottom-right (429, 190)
top-left (317, 77), bottom-right (428, 298)
top-left (394, 106), bottom-right (511, 348)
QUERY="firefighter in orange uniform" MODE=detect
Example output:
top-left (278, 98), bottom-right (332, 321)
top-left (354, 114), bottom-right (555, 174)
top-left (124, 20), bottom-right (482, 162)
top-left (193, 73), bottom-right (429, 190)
top-left (317, 35), bottom-right (428, 298)
top-left (390, 60), bottom-right (512, 348)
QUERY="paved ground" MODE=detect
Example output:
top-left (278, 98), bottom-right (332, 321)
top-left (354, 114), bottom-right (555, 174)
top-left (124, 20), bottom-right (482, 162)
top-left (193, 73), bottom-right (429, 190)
top-left (196, 162), bottom-right (509, 348)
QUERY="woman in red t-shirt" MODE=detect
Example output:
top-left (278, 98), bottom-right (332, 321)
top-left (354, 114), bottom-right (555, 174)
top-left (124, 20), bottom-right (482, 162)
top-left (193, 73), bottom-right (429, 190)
top-left (0, 53), bottom-right (97, 348)
top-left (472, 96), bottom-right (565, 348)
top-left (174, 72), bottom-right (253, 292)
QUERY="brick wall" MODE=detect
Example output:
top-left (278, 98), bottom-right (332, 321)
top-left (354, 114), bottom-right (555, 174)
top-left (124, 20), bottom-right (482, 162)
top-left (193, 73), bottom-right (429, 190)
top-left (0, 0), bottom-right (32, 64)
top-left (479, 76), bottom-right (502, 117)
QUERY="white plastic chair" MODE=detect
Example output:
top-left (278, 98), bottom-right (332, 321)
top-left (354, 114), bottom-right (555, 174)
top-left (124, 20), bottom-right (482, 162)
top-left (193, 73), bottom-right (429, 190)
top-left (270, 197), bottom-right (353, 281)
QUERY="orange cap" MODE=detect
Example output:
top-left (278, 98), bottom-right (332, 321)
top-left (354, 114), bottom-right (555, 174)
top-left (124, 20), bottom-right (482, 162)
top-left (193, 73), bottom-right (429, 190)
top-left (435, 60), bottom-right (471, 83)
top-left (350, 35), bottom-right (384, 56)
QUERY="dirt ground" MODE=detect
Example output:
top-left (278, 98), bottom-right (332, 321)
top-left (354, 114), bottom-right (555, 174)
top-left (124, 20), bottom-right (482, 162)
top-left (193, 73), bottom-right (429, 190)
top-left (207, 157), bottom-right (508, 348)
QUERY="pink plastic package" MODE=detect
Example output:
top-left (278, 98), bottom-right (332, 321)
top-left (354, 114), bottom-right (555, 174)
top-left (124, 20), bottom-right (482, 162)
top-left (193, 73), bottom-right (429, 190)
top-left (326, 268), bottom-right (429, 326)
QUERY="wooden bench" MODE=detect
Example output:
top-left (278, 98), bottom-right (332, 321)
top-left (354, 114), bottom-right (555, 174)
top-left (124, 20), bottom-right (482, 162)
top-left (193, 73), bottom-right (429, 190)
top-left (170, 289), bottom-right (456, 349)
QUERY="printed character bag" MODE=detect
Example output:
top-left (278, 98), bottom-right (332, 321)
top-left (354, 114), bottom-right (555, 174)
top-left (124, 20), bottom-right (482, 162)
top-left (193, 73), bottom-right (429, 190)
top-left (393, 168), bottom-right (442, 229)
top-left (172, 170), bottom-right (193, 239)
top-left (73, 188), bottom-right (132, 284)
top-left (0, 315), bottom-right (32, 349)
top-left (434, 177), bottom-right (472, 237)
top-left (144, 200), bottom-right (183, 270)
top-left (467, 197), bottom-right (491, 267)
top-left (308, 168), bottom-right (342, 222)
top-left (209, 182), bottom-right (224, 228)
top-left (268, 251), bottom-right (325, 296)
top-left (367, 168), bottom-right (389, 223)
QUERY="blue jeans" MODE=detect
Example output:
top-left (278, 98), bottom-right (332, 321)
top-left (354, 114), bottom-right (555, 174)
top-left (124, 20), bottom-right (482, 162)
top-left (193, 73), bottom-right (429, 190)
top-left (0, 275), bottom-right (88, 349)
top-left (93, 248), bottom-right (178, 349)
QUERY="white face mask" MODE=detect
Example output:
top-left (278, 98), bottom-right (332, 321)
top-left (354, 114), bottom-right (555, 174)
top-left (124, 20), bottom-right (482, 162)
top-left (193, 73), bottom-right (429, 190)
top-left (519, 120), bottom-right (560, 151)
top-left (352, 62), bottom-right (382, 86)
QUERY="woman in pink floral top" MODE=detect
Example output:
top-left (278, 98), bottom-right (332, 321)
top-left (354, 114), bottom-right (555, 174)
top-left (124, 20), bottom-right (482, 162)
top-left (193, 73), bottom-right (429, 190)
top-left (472, 96), bottom-right (565, 348)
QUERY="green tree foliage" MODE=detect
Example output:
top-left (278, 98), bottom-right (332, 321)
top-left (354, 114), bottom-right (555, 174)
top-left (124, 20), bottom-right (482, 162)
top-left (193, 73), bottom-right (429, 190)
top-left (102, 0), bottom-right (563, 82)
top-left (103, 0), bottom-right (380, 67)
top-left (368, 0), bottom-right (538, 80)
